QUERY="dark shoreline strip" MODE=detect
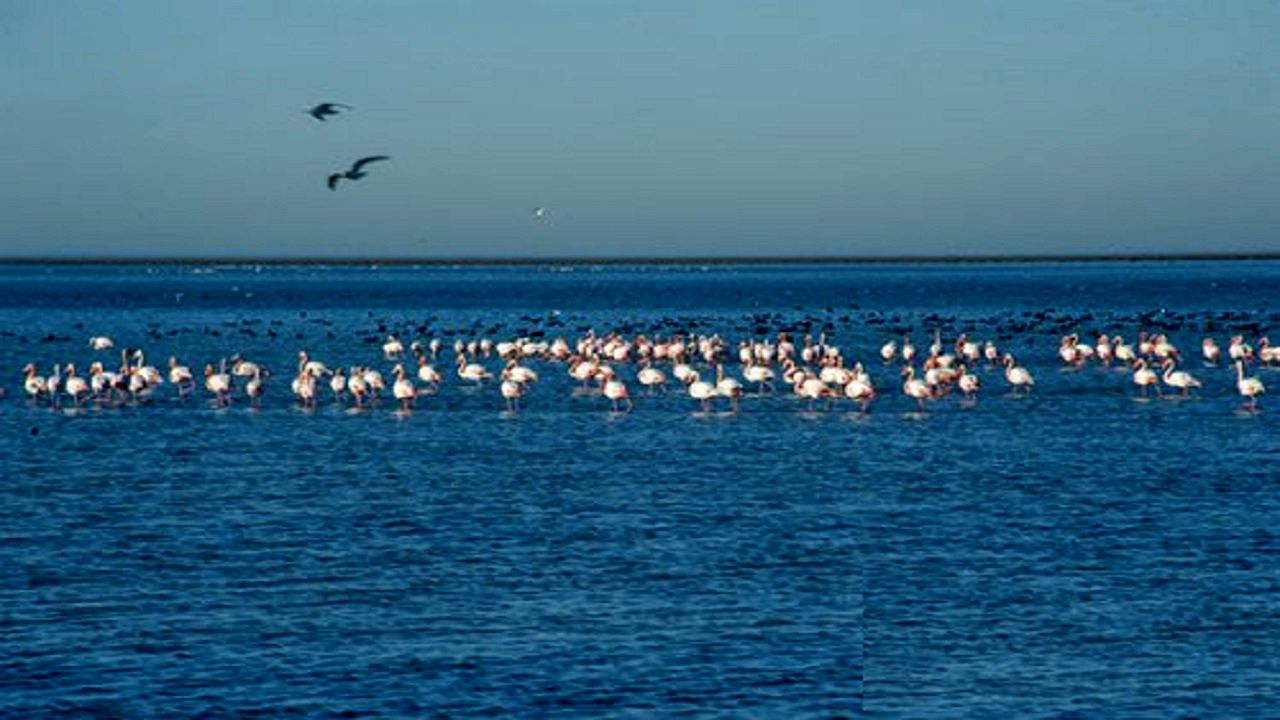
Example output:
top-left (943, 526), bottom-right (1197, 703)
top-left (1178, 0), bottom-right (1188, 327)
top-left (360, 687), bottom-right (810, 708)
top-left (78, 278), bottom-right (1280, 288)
top-left (0, 252), bottom-right (1278, 266)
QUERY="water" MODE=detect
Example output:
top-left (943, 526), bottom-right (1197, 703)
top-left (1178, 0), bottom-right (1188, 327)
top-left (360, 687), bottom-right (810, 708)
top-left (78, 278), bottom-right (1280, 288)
top-left (2, 261), bottom-right (1278, 717)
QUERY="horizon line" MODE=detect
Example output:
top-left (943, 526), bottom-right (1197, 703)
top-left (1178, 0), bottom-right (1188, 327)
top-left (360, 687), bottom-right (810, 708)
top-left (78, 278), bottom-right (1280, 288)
top-left (1, 251), bottom-right (1278, 266)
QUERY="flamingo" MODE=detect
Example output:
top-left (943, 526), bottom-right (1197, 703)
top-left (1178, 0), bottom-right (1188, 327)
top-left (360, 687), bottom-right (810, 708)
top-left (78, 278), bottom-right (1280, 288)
top-left (293, 370), bottom-right (317, 407)
top-left (1003, 355), bottom-right (1034, 395)
top-left (843, 375), bottom-right (875, 413)
top-left (1228, 335), bottom-right (1252, 364)
top-left (46, 364), bottom-right (62, 405)
top-left (1258, 338), bottom-right (1280, 366)
top-left (128, 349), bottom-right (162, 394)
top-left (417, 357), bottom-right (443, 392)
top-left (231, 355), bottom-right (260, 382)
top-left (89, 336), bottom-right (115, 351)
top-left (715, 365), bottom-right (744, 413)
top-left (297, 351), bottom-right (329, 379)
top-left (1131, 358), bottom-right (1160, 396)
top-left (603, 377), bottom-right (633, 412)
top-left (1114, 336), bottom-right (1136, 364)
top-left (1095, 334), bottom-right (1114, 365)
top-left (392, 364), bottom-right (416, 410)
top-left (22, 364), bottom-right (47, 401)
top-left (363, 367), bottom-right (386, 399)
top-left (382, 335), bottom-right (404, 360)
top-left (503, 360), bottom-right (539, 385)
top-left (879, 340), bottom-right (897, 363)
top-left (329, 368), bottom-right (347, 401)
top-left (983, 341), bottom-right (1000, 365)
top-left (64, 365), bottom-right (90, 406)
top-left (957, 365), bottom-right (980, 400)
top-left (245, 367), bottom-right (265, 405)
top-left (901, 366), bottom-right (931, 411)
top-left (901, 336), bottom-right (917, 363)
top-left (500, 378), bottom-right (524, 412)
top-left (742, 362), bottom-right (775, 394)
top-left (205, 363), bottom-right (232, 405)
top-left (1160, 358), bottom-right (1201, 396)
top-left (1202, 338), bottom-right (1221, 366)
top-left (88, 362), bottom-right (118, 400)
top-left (796, 374), bottom-right (834, 411)
top-left (456, 356), bottom-right (492, 385)
top-left (685, 371), bottom-right (718, 411)
top-left (347, 367), bottom-right (368, 406)
top-left (637, 363), bottom-right (667, 394)
top-left (1236, 361), bottom-right (1265, 410)
top-left (169, 357), bottom-right (195, 396)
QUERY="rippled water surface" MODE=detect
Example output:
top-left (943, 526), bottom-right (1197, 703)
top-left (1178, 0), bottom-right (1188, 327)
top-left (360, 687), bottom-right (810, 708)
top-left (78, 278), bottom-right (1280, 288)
top-left (2, 262), bottom-right (1279, 717)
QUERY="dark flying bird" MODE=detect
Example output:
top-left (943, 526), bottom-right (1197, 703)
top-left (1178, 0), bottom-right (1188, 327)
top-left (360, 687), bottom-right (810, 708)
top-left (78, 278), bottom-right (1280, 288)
top-left (327, 156), bottom-right (391, 190)
top-left (306, 102), bottom-right (353, 121)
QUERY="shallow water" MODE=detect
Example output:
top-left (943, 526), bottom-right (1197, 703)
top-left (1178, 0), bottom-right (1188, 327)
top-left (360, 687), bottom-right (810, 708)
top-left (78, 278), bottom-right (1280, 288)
top-left (2, 261), bottom-right (1279, 717)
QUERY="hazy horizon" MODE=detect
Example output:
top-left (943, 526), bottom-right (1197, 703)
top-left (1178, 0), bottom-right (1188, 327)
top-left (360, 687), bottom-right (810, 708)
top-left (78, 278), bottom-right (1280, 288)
top-left (3, 1), bottom-right (1279, 259)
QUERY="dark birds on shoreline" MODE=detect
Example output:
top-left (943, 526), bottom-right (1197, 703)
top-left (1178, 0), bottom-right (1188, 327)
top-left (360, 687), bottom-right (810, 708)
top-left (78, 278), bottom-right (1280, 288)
top-left (306, 102), bottom-right (352, 121)
top-left (327, 156), bottom-right (391, 190)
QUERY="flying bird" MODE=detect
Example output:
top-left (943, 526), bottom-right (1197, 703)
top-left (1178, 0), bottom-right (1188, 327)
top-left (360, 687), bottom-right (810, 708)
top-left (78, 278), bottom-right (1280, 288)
top-left (306, 102), bottom-right (352, 121)
top-left (532, 207), bottom-right (550, 220)
top-left (327, 156), bottom-right (391, 190)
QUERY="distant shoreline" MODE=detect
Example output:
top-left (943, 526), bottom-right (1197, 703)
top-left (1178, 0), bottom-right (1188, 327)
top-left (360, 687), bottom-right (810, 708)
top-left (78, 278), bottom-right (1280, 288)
top-left (0, 252), bottom-right (1277, 266)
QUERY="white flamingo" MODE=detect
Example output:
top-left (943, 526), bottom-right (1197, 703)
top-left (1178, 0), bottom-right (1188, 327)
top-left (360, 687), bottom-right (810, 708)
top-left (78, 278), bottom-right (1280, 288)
top-left (347, 367), bottom-right (368, 406)
top-left (417, 358), bottom-right (443, 392)
top-left (715, 365), bottom-right (744, 412)
top-left (1236, 361), bottom-right (1265, 410)
top-left (329, 368), bottom-right (347, 401)
top-left (1003, 355), bottom-right (1034, 395)
top-left (383, 335), bottom-right (404, 360)
top-left (1131, 358), bottom-right (1160, 396)
top-left (456, 356), bottom-right (492, 385)
top-left (22, 364), bottom-right (47, 401)
top-left (500, 377), bottom-right (524, 412)
top-left (64, 364), bottom-right (90, 406)
top-left (1202, 338), bottom-right (1221, 366)
top-left (168, 357), bottom-right (195, 396)
top-left (637, 363), bottom-right (667, 394)
top-left (957, 365), bottom-right (980, 400)
top-left (603, 377), bottom-right (633, 412)
top-left (686, 371), bottom-right (717, 411)
top-left (245, 367), bottom-right (265, 405)
top-left (205, 362), bottom-right (232, 405)
top-left (392, 364), bottom-right (416, 409)
top-left (742, 362), bottom-right (775, 394)
top-left (844, 375), bottom-right (875, 413)
top-left (901, 366), bottom-right (931, 411)
top-left (1160, 358), bottom-right (1201, 396)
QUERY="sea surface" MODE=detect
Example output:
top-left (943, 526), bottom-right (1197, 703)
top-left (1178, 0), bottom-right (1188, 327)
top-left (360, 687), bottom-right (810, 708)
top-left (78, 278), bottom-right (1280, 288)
top-left (2, 261), bottom-right (1279, 718)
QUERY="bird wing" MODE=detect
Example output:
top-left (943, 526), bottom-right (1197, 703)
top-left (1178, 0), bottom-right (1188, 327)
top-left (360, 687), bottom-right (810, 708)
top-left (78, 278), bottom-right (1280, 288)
top-left (350, 155), bottom-right (390, 172)
top-left (327, 173), bottom-right (342, 190)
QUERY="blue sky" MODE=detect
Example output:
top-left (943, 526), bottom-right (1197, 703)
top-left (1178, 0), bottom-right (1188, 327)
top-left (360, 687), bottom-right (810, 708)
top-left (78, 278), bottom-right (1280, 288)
top-left (2, 1), bottom-right (1278, 258)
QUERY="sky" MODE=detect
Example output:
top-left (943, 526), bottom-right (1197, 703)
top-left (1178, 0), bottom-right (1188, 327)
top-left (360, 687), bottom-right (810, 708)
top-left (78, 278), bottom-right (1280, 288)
top-left (1, 0), bottom-right (1278, 258)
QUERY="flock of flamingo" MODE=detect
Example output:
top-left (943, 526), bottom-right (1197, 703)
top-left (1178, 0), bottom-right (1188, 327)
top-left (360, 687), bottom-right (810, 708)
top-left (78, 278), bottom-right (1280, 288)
top-left (15, 328), bottom-right (1271, 414)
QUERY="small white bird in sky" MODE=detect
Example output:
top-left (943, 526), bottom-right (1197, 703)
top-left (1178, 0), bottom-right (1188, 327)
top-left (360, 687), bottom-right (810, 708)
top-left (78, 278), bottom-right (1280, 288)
top-left (532, 207), bottom-right (550, 220)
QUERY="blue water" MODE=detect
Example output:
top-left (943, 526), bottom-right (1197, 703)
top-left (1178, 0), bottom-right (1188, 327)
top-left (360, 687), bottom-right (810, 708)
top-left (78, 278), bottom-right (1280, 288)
top-left (2, 262), bottom-right (1279, 717)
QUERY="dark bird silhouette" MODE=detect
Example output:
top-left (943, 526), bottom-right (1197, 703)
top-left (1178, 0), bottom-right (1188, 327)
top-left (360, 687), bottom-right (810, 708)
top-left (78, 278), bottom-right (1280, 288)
top-left (307, 102), bottom-right (352, 121)
top-left (327, 156), bottom-right (391, 190)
